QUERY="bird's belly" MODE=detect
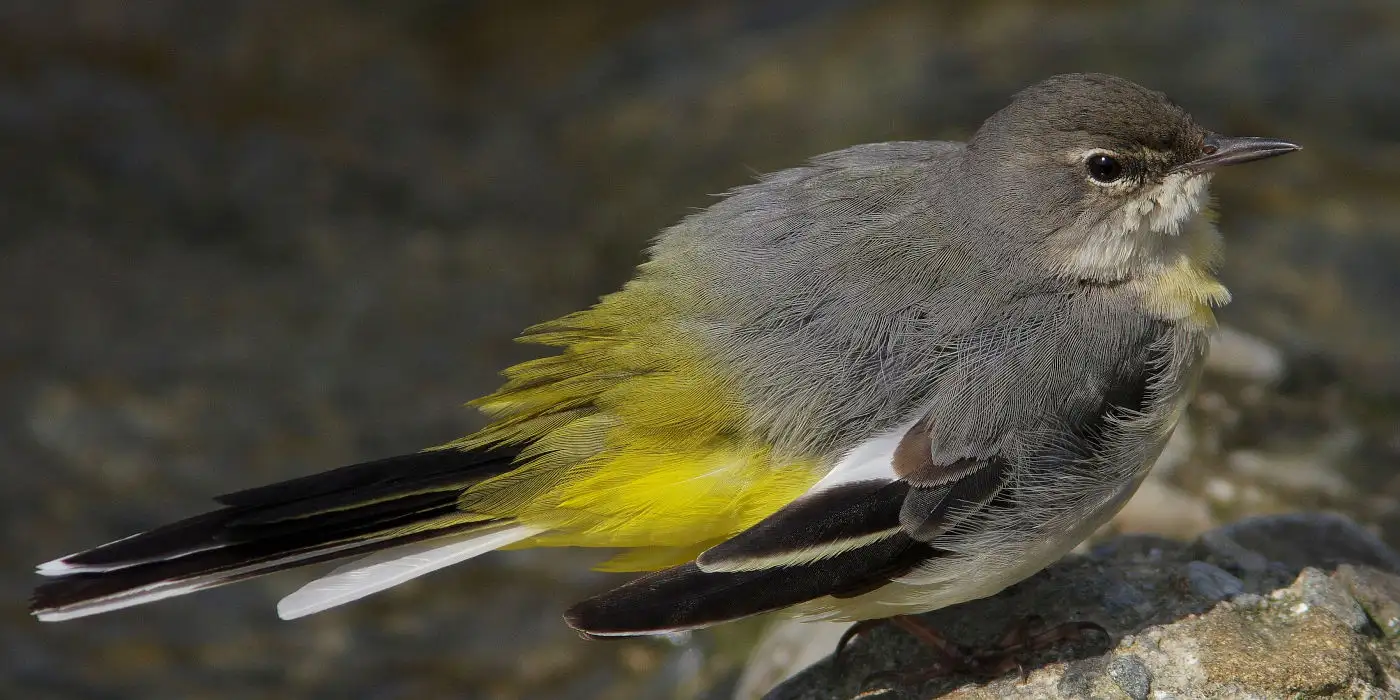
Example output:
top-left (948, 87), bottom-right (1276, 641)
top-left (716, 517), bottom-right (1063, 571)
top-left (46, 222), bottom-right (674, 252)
top-left (959, 454), bottom-right (1156, 598)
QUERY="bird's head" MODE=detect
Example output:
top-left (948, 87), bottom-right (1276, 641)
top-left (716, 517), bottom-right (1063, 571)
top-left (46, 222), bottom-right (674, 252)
top-left (961, 73), bottom-right (1298, 282)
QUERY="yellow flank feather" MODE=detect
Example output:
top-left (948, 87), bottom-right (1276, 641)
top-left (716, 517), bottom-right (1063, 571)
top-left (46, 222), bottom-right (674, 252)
top-left (435, 272), bottom-right (825, 564)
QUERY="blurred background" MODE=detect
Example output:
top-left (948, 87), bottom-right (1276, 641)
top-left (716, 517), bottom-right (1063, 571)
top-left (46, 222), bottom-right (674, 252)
top-left (4, 1), bottom-right (1399, 698)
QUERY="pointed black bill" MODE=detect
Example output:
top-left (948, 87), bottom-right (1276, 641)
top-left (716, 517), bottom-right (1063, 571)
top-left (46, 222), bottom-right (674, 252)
top-left (1176, 134), bottom-right (1300, 173)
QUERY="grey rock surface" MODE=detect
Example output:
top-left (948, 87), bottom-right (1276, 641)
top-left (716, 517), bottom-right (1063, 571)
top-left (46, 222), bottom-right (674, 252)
top-left (1185, 560), bottom-right (1245, 602)
top-left (1106, 654), bottom-right (1151, 700)
top-left (1299, 567), bottom-right (1372, 633)
top-left (1337, 564), bottom-right (1400, 640)
top-left (766, 513), bottom-right (1400, 699)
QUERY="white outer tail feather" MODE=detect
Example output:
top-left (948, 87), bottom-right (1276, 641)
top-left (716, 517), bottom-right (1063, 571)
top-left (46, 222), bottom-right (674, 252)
top-left (275, 524), bottom-right (542, 620)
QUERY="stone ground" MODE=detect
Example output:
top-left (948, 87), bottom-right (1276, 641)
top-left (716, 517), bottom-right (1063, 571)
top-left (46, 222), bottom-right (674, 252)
top-left (5, 2), bottom-right (1400, 699)
top-left (766, 514), bottom-right (1400, 699)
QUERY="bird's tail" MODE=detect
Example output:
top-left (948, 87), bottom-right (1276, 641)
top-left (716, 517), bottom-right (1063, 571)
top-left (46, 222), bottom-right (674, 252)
top-left (31, 447), bottom-right (536, 622)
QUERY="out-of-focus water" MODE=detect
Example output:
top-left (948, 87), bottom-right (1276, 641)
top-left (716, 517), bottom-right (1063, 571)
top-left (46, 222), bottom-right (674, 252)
top-left (4, 1), bottom-right (1398, 698)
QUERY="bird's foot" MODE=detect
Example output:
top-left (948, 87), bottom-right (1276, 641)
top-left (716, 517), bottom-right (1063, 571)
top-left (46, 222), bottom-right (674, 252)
top-left (835, 614), bottom-right (1108, 689)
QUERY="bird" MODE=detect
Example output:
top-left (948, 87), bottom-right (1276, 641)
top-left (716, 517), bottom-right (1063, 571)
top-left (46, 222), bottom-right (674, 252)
top-left (31, 74), bottom-right (1299, 654)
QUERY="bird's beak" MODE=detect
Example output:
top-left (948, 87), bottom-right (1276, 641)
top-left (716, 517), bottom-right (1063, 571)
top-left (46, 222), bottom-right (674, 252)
top-left (1175, 134), bottom-right (1301, 173)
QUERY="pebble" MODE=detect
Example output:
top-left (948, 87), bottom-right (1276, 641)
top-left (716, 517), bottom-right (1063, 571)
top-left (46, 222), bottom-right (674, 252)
top-left (1107, 654), bottom-right (1152, 700)
top-left (1056, 657), bottom-right (1105, 698)
top-left (1186, 561), bottom-right (1245, 601)
top-left (1112, 478), bottom-right (1213, 540)
top-left (1203, 477), bottom-right (1237, 504)
top-left (1100, 578), bottom-right (1156, 623)
top-left (1227, 449), bottom-right (1354, 499)
top-left (1195, 528), bottom-right (1271, 575)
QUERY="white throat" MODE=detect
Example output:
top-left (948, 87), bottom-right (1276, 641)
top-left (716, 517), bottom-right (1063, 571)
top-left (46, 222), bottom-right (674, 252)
top-left (1054, 172), bottom-right (1216, 283)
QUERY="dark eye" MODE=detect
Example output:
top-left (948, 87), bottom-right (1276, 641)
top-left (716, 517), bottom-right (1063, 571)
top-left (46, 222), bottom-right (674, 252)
top-left (1086, 153), bottom-right (1123, 183)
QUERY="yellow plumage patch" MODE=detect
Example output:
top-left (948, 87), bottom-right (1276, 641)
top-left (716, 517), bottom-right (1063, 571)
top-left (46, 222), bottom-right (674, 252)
top-left (1138, 253), bottom-right (1231, 326)
top-left (1133, 209), bottom-right (1230, 327)
top-left (436, 272), bottom-right (824, 565)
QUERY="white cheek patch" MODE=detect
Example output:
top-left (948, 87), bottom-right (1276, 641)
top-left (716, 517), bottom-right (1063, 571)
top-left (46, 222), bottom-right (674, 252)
top-left (1057, 170), bottom-right (1214, 282)
top-left (1072, 147), bottom-right (1210, 236)
top-left (1143, 172), bottom-right (1211, 234)
top-left (1095, 171), bottom-right (1210, 236)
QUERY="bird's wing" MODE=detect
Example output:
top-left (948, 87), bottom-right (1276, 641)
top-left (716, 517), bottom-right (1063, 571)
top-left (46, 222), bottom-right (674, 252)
top-left (563, 418), bottom-right (1016, 636)
top-left (692, 433), bottom-right (1012, 575)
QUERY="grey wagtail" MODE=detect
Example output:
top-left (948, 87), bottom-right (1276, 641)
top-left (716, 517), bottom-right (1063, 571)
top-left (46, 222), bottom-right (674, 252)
top-left (33, 74), bottom-right (1298, 663)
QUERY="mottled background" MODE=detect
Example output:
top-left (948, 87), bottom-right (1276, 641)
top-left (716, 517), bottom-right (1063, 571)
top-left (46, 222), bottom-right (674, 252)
top-left (4, 1), bottom-right (1399, 698)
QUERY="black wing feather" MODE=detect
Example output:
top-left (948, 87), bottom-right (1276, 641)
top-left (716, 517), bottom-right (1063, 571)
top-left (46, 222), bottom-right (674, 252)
top-left (696, 480), bottom-right (910, 570)
top-left (566, 534), bottom-right (937, 636)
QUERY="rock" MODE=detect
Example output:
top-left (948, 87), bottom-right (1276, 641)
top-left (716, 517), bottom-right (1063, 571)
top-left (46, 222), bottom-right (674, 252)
top-left (1296, 567), bottom-right (1370, 632)
top-left (1229, 592), bottom-right (1267, 610)
top-left (1191, 603), bottom-right (1373, 695)
top-left (1335, 564), bottom-right (1400, 638)
top-left (1185, 561), bottom-right (1245, 601)
top-left (1195, 526), bottom-right (1274, 576)
top-left (1106, 654), bottom-right (1152, 700)
top-left (732, 620), bottom-right (846, 700)
top-left (1195, 512), bottom-right (1400, 576)
top-left (1206, 326), bottom-right (1286, 384)
top-left (1110, 477), bottom-right (1215, 541)
top-left (1227, 444), bottom-right (1358, 500)
top-left (764, 514), bottom-right (1399, 700)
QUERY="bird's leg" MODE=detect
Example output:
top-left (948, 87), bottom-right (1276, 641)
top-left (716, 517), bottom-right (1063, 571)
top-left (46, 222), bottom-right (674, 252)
top-left (833, 619), bottom-right (886, 670)
top-left (971, 617), bottom-right (1108, 678)
top-left (889, 615), bottom-right (969, 661)
top-left (834, 616), bottom-right (970, 670)
top-left (837, 614), bottom-right (1108, 689)
top-left (834, 615), bottom-right (975, 688)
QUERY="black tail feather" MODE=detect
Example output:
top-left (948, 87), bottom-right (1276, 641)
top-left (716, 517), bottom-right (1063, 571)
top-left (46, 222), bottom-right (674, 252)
top-left (214, 447), bottom-right (515, 507)
top-left (32, 446), bottom-right (518, 620)
top-left (32, 518), bottom-right (491, 614)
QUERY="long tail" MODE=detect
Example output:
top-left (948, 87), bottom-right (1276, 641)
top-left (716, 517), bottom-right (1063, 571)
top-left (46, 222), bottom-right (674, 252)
top-left (31, 447), bottom-right (535, 622)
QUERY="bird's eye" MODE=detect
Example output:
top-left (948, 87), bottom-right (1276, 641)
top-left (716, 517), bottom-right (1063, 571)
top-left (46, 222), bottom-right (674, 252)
top-left (1086, 153), bottom-right (1123, 183)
